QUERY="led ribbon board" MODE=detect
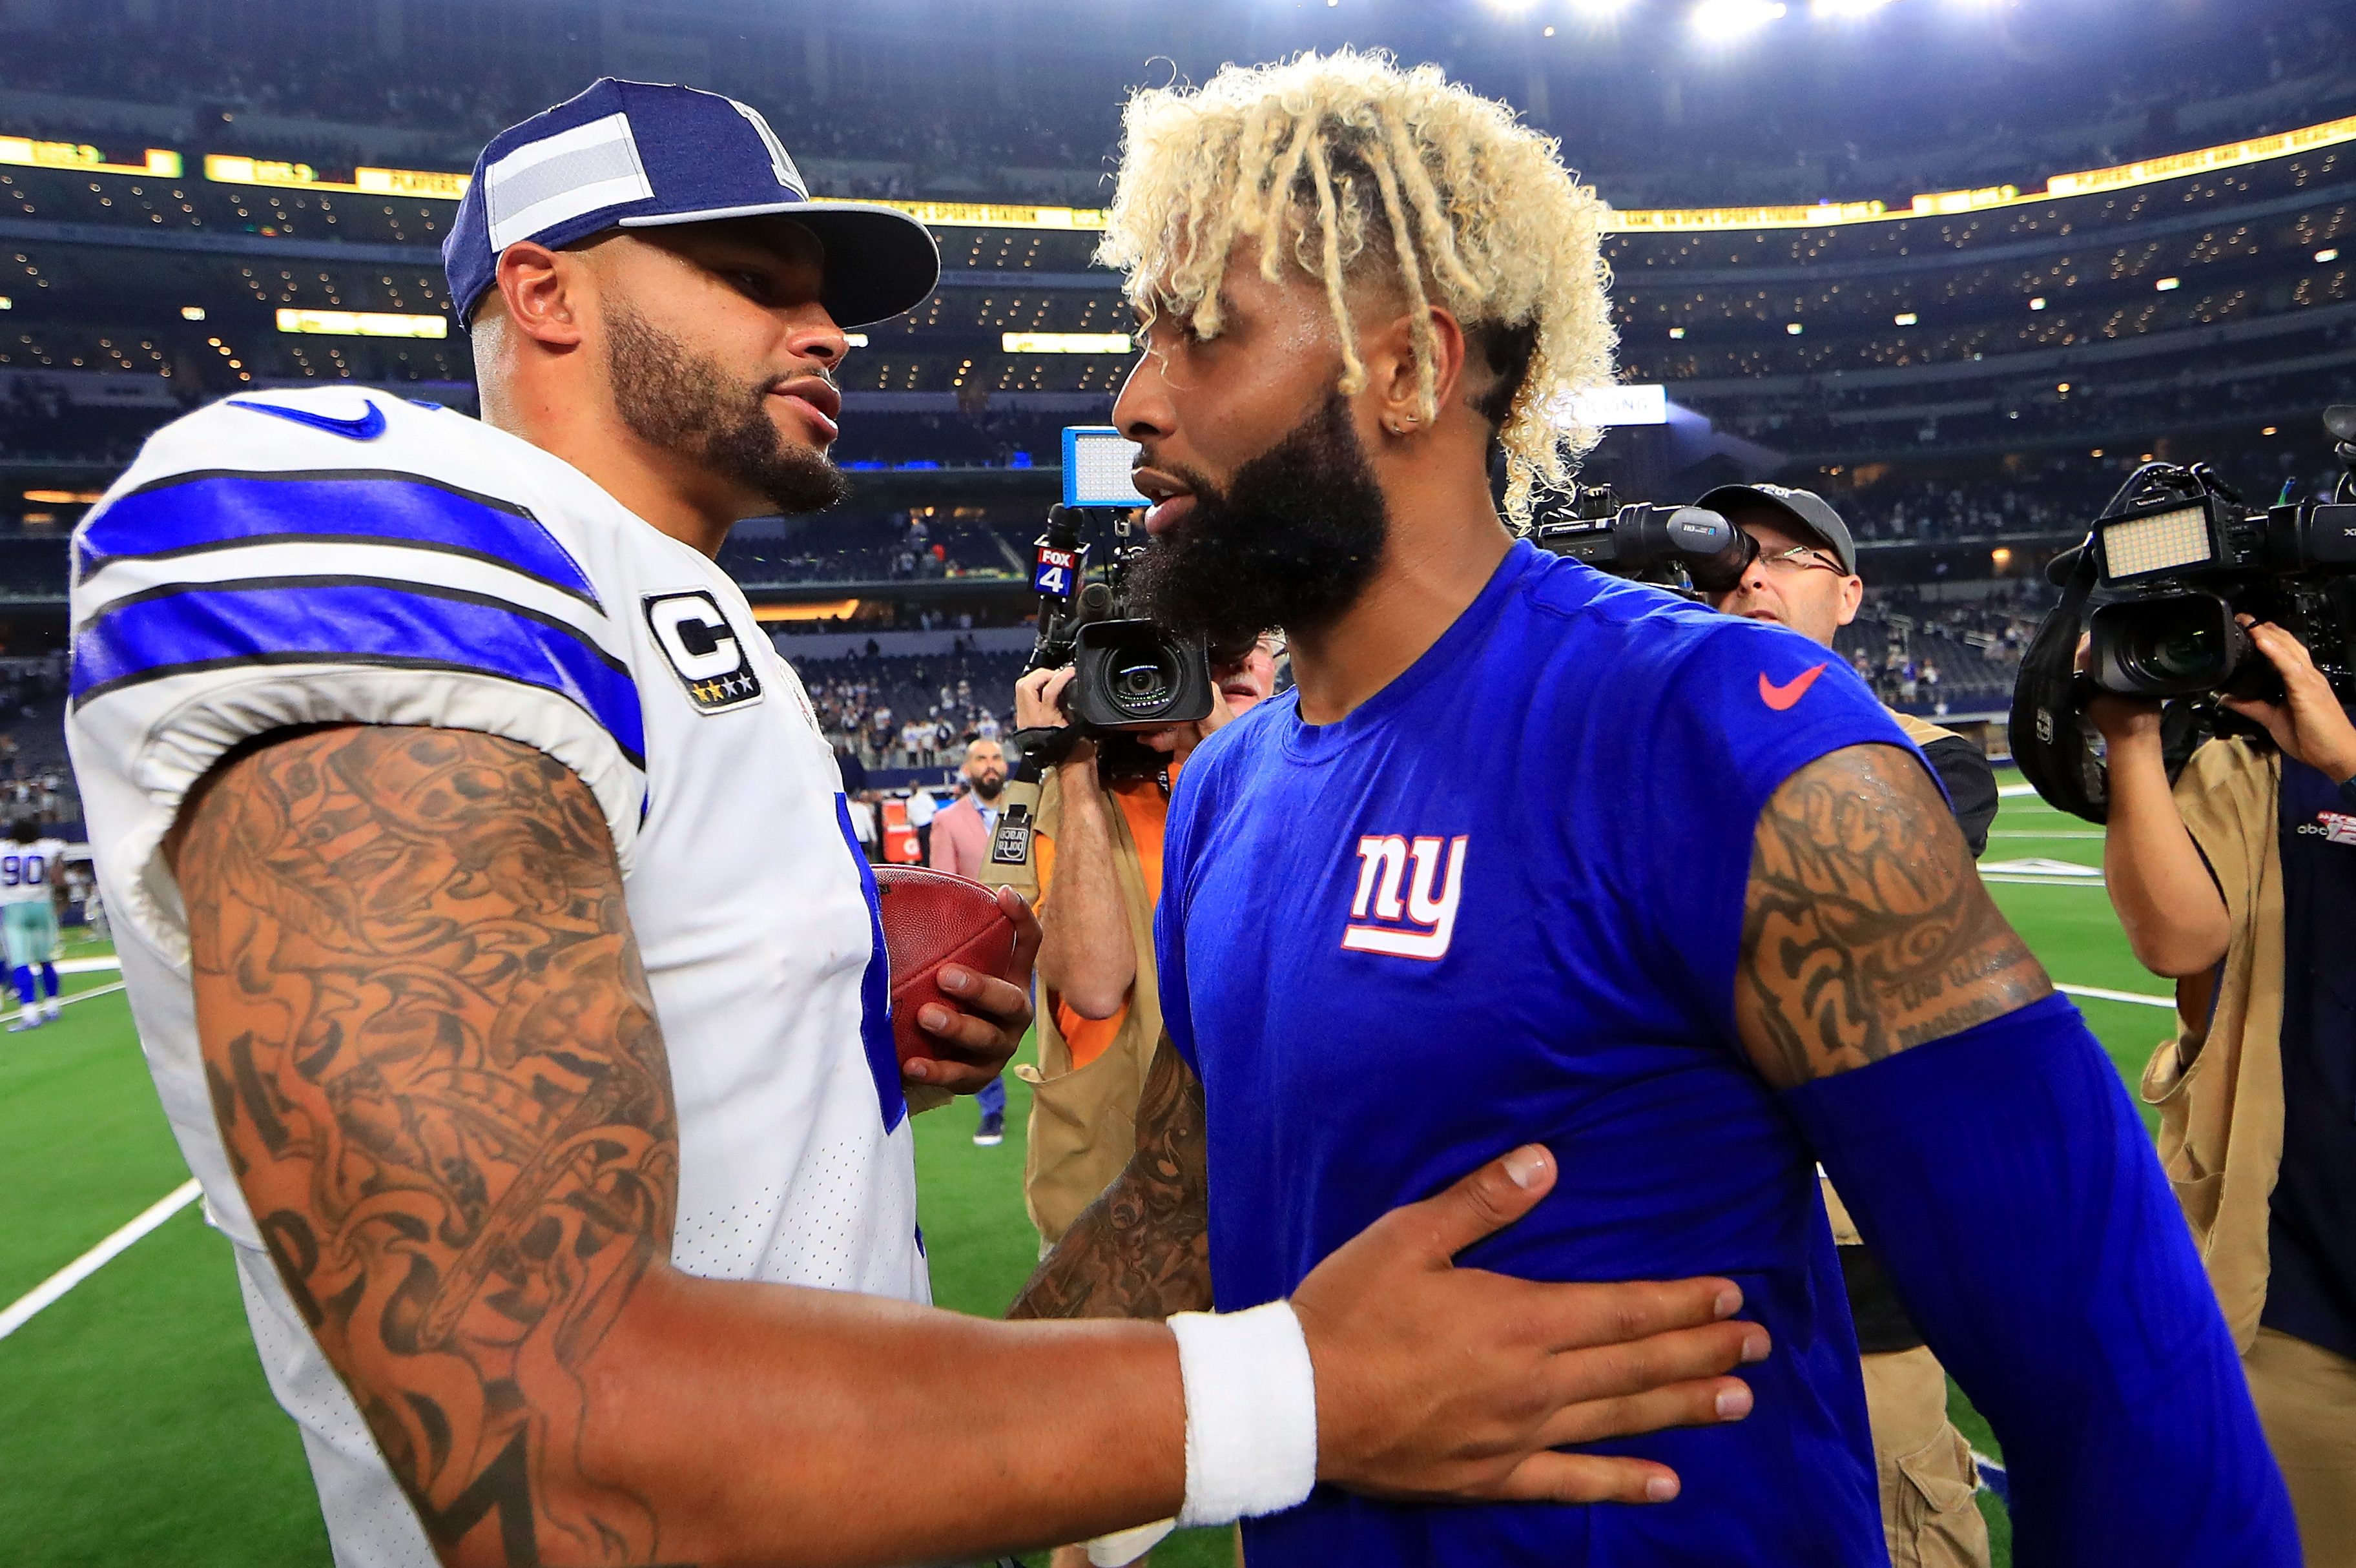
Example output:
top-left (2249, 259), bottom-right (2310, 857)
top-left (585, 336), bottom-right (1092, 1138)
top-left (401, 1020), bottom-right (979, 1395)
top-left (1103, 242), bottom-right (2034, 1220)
top-left (16, 107), bottom-right (2348, 238)
top-left (0, 138), bottom-right (180, 178)
top-left (205, 154), bottom-right (470, 200)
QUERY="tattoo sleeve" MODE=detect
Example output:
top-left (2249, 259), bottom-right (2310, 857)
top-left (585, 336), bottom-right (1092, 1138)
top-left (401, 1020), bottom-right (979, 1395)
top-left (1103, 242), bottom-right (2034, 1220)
top-left (1008, 1036), bottom-right (1212, 1321)
top-left (177, 725), bottom-right (682, 1566)
top-left (1735, 742), bottom-right (2052, 1090)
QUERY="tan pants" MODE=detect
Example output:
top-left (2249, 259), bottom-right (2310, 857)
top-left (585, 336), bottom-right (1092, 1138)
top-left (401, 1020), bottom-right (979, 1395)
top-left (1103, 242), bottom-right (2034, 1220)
top-left (2246, 1326), bottom-right (2356, 1567)
top-left (1860, 1345), bottom-right (1991, 1568)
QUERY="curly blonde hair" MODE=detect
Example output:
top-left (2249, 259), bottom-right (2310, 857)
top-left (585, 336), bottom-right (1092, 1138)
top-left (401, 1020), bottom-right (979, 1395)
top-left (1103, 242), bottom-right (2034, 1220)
top-left (1098, 50), bottom-right (1617, 521)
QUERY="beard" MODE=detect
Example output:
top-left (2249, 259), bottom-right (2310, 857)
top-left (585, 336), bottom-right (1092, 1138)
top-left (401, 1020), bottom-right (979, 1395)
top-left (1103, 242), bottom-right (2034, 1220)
top-left (1126, 393), bottom-right (1389, 648)
top-left (603, 302), bottom-right (849, 515)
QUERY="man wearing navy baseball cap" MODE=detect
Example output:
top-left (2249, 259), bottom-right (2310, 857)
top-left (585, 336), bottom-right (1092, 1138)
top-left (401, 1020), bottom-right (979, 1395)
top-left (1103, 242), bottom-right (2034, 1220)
top-left (69, 76), bottom-right (1786, 1568)
top-left (441, 76), bottom-right (942, 536)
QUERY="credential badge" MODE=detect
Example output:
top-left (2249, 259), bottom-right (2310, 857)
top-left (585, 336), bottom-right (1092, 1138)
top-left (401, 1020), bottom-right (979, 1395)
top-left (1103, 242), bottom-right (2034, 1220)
top-left (643, 590), bottom-right (764, 714)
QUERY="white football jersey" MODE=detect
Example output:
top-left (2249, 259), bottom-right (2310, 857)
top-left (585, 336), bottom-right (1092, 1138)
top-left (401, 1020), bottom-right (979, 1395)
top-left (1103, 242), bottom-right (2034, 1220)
top-left (0, 837), bottom-right (65, 905)
top-left (65, 389), bottom-right (928, 1568)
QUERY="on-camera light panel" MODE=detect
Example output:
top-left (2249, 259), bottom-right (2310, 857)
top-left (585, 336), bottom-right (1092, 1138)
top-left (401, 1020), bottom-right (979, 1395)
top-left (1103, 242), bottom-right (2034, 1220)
top-left (2102, 504), bottom-right (2215, 581)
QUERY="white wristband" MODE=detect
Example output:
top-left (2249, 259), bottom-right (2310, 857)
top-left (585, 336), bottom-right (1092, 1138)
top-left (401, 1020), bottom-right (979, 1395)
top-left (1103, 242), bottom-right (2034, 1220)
top-left (1168, 1300), bottom-right (1319, 1528)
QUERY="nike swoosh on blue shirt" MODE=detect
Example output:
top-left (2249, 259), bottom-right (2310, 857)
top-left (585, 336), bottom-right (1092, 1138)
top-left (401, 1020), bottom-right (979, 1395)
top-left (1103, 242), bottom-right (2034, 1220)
top-left (230, 398), bottom-right (388, 441)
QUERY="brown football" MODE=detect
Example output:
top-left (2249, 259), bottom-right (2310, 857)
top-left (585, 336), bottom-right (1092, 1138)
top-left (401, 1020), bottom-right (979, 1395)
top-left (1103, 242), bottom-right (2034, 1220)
top-left (872, 864), bottom-right (1022, 1069)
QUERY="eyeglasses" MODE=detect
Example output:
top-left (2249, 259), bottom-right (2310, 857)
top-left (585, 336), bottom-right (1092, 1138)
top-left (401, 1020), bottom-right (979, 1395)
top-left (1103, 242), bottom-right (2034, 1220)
top-left (1757, 543), bottom-right (1846, 576)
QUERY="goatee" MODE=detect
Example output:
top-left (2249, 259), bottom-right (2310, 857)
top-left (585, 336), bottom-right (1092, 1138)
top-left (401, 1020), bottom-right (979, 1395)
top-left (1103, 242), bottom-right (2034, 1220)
top-left (603, 302), bottom-right (850, 516)
top-left (1127, 393), bottom-right (1389, 648)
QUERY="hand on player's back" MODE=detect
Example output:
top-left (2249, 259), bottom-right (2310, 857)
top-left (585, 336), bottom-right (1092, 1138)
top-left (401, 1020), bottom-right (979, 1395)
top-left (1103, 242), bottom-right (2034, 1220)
top-left (1020, 1046), bottom-right (1769, 1508)
top-left (904, 883), bottom-right (1040, 1093)
top-left (1293, 1144), bottom-right (1769, 1506)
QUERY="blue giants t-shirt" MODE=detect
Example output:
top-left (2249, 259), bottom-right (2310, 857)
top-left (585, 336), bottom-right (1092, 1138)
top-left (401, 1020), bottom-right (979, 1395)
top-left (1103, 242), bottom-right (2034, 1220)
top-left (1157, 542), bottom-right (1921, 1566)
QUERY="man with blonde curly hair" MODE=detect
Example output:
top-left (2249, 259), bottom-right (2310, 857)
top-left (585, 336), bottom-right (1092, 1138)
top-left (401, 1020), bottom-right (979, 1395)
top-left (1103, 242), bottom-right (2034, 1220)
top-left (1013, 50), bottom-right (2293, 1567)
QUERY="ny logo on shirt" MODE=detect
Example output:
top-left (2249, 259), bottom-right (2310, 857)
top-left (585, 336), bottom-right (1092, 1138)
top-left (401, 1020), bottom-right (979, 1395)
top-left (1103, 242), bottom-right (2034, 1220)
top-left (1343, 834), bottom-right (1469, 961)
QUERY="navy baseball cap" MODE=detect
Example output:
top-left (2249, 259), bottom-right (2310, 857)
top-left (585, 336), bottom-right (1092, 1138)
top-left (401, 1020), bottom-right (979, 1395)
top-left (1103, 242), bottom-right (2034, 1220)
top-left (444, 78), bottom-right (940, 331)
top-left (1695, 482), bottom-right (1859, 576)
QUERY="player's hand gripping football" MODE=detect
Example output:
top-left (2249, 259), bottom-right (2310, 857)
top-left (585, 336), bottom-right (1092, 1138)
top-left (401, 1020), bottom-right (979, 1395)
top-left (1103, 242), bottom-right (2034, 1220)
top-left (1292, 1144), bottom-right (1770, 1506)
top-left (902, 883), bottom-right (1040, 1094)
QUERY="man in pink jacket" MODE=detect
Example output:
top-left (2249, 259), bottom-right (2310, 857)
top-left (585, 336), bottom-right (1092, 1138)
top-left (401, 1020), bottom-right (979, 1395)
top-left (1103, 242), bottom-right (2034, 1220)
top-left (931, 738), bottom-right (1012, 1142)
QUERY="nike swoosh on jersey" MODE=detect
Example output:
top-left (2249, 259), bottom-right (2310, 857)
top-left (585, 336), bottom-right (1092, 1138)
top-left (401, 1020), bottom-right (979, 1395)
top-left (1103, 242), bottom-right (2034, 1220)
top-left (1759, 662), bottom-right (1829, 711)
top-left (229, 398), bottom-right (388, 441)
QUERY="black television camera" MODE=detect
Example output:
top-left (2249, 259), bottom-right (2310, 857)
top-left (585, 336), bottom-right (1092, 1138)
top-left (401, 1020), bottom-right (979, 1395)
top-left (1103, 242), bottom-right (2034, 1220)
top-left (1524, 484), bottom-right (1757, 595)
top-left (1022, 504), bottom-right (1215, 735)
top-left (2010, 407), bottom-right (2356, 823)
top-left (988, 504), bottom-right (1215, 867)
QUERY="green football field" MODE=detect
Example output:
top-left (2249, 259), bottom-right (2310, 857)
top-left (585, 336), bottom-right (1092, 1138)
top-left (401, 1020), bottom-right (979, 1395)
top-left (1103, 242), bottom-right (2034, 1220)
top-left (0, 783), bottom-right (2166, 1567)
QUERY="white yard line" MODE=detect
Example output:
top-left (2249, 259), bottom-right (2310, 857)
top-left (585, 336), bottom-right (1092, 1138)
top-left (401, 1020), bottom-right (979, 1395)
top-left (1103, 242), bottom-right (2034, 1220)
top-left (2056, 982), bottom-right (2176, 1010)
top-left (0, 1179), bottom-right (202, 1343)
top-left (1981, 874), bottom-right (2109, 887)
top-left (1985, 830), bottom-right (2106, 840)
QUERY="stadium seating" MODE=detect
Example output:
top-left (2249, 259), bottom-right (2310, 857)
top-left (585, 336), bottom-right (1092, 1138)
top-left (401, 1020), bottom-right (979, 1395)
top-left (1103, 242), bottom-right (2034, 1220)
top-left (795, 647), bottom-right (1028, 771)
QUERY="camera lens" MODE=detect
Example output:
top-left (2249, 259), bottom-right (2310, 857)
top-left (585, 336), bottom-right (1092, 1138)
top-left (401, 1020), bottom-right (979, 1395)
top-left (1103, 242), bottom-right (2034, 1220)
top-left (1109, 647), bottom-right (1179, 714)
top-left (2134, 621), bottom-right (2220, 683)
top-left (2090, 592), bottom-right (2243, 697)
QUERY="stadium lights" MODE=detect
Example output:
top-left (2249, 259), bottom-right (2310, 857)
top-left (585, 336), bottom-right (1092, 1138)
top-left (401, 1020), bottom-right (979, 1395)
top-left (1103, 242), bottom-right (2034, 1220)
top-left (0, 296), bottom-right (10, 311)
top-left (1004, 332), bottom-right (1132, 354)
top-left (180, 305), bottom-right (205, 321)
top-left (843, 333), bottom-right (868, 347)
top-left (2029, 296), bottom-right (2047, 310)
top-left (1483, 0), bottom-right (1541, 11)
top-left (1691, 0), bottom-right (1787, 39)
top-left (2155, 276), bottom-right (2181, 291)
top-left (2317, 248), bottom-right (2340, 263)
top-left (1893, 311), bottom-right (1917, 325)
top-left (1669, 326), bottom-right (1686, 338)
top-left (2263, 426), bottom-right (2279, 437)
top-left (1811, 0), bottom-right (1894, 17)
top-left (23, 488), bottom-right (101, 505)
top-left (1786, 322), bottom-right (1804, 335)
top-left (1569, 0), bottom-right (1638, 14)
top-left (276, 308), bottom-right (448, 339)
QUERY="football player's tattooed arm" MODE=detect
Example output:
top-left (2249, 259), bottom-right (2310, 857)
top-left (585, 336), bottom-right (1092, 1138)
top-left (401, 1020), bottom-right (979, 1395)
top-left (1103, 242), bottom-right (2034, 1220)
top-left (1009, 1037), bottom-right (1212, 1321)
top-left (1734, 743), bottom-right (2054, 1088)
top-left (174, 725), bottom-right (1189, 1568)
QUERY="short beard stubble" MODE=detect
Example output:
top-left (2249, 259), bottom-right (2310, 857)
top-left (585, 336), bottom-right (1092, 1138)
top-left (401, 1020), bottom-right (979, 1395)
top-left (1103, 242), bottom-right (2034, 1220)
top-left (1127, 393), bottom-right (1390, 650)
top-left (603, 302), bottom-right (850, 516)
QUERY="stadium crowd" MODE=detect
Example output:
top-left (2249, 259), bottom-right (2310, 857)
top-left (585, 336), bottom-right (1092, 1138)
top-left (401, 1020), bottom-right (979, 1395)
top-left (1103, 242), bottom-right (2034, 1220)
top-left (798, 648), bottom-right (1026, 771)
top-left (6, 5), bottom-right (2353, 209)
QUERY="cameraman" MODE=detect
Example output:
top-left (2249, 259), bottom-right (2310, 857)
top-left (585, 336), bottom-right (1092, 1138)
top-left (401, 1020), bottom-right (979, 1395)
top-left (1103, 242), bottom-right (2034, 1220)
top-left (1702, 482), bottom-right (1996, 1568)
top-left (2089, 615), bottom-right (2356, 1564)
top-left (1004, 636), bottom-right (1279, 1249)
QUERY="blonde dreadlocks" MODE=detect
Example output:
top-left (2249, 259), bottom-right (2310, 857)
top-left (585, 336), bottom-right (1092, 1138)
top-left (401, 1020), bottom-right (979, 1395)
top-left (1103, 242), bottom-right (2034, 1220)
top-left (1098, 50), bottom-right (1617, 521)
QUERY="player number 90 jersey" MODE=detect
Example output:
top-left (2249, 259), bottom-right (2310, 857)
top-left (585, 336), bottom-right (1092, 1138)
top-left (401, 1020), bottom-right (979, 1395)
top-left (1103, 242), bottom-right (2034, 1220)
top-left (0, 838), bottom-right (64, 905)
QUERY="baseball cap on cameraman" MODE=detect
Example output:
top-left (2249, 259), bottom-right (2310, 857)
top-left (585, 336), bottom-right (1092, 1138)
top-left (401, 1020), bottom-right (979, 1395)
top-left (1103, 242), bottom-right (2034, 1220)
top-left (1694, 482), bottom-right (1859, 576)
top-left (443, 78), bottom-right (940, 332)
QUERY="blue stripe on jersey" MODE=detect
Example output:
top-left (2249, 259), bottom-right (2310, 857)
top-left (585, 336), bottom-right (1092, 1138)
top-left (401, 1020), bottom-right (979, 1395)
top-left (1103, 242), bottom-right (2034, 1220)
top-left (71, 579), bottom-right (645, 765)
top-left (833, 793), bottom-right (907, 1134)
top-left (78, 471), bottom-right (599, 607)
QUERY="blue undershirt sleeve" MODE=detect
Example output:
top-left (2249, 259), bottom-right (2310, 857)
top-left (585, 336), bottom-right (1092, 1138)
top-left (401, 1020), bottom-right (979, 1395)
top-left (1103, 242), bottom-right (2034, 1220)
top-left (1781, 994), bottom-right (2296, 1565)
